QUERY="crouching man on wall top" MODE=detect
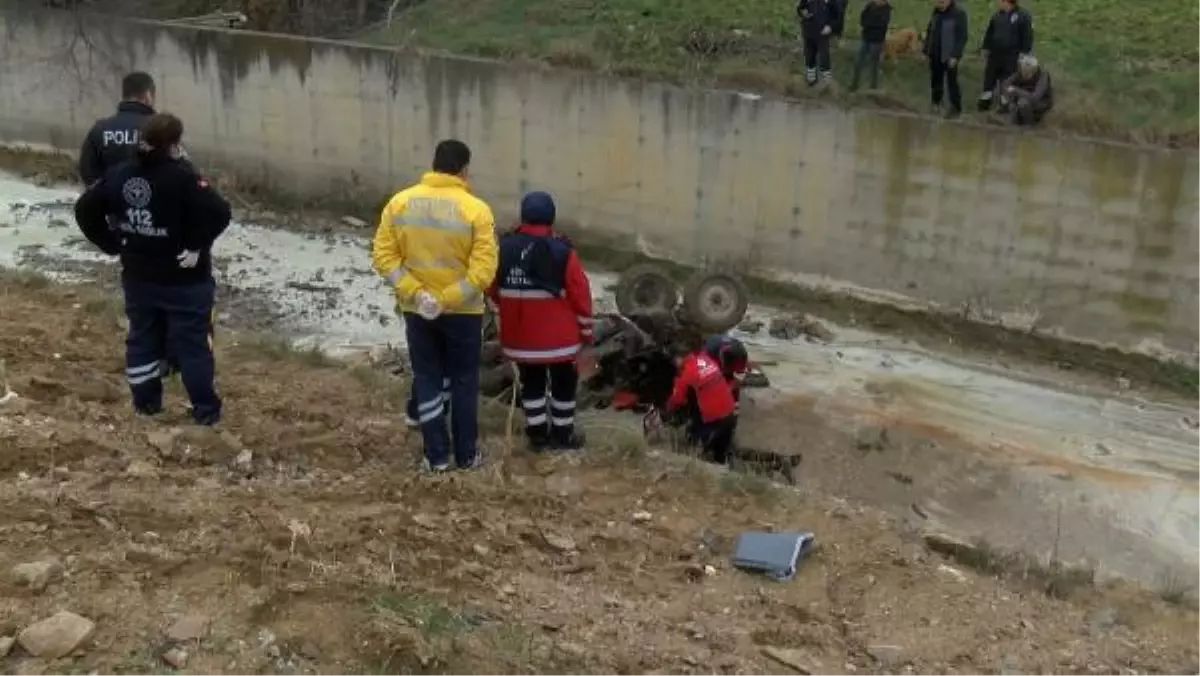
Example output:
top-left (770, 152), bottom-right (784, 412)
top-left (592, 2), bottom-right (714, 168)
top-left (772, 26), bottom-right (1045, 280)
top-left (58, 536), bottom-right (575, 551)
top-left (489, 191), bottom-right (594, 451)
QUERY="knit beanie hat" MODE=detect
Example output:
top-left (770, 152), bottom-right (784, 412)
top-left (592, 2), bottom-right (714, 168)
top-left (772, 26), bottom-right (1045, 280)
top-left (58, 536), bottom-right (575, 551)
top-left (520, 191), bottom-right (556, 226)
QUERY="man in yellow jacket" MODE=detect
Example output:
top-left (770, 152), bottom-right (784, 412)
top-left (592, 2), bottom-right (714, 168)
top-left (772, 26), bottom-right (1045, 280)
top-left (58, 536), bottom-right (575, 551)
top-left (372, 139), bottom-right (498, 472)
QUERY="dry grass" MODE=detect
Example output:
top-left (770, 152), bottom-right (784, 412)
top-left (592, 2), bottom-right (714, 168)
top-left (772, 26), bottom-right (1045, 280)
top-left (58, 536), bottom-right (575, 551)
top-left (0, 274), bottom-right (1197, 675)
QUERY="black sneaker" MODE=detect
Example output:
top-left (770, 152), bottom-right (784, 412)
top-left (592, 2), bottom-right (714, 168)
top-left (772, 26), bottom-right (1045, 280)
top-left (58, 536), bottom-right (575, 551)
top-left (423, 458), bottom-right (451, 474)
top-left (527, 433), bottom-right (550, 452)
top-left (134, 405), bottom-right (163, 417)
top-left (943, 108), bottom-right (962, 120)
top-left (456, 454), bottom-right (483, 471)
top-left (549, 431), bottom-right (586, 451)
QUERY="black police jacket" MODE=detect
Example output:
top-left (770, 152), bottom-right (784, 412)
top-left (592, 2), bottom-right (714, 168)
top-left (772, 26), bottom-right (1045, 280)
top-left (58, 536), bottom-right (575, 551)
top-left (78, 101), bottom-right (156, 186)
top-left (74, 153), bottom-right (232, 286)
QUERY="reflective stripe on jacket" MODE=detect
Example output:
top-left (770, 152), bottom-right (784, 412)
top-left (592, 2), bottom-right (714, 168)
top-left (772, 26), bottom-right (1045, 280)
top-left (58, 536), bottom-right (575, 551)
top-left (371, 172), bottom-right (498, 315)
top-left (488, 224), bottom-right (594, 363)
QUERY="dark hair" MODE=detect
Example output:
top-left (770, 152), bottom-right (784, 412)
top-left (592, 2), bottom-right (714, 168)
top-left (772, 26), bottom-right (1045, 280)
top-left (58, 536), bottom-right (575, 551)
top-left (432, 139), bottom-right (471, 175)
top-left (121, 72), bottom-right (156, 100)
top-left (138, 113), bottom-right (183, 158)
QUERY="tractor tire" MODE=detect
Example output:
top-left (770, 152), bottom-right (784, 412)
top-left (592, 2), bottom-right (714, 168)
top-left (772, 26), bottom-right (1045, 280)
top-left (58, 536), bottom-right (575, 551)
top-left (614, 263), bottom-right (679, 317)
top-left (680, 269), bottom-right (749, 333)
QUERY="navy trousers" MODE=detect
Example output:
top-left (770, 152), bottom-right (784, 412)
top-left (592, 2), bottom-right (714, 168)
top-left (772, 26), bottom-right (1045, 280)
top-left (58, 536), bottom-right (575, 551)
top-left (403, 312), bottom-right (482, 468)
top-left (122, 277), bottom-right (221, 424)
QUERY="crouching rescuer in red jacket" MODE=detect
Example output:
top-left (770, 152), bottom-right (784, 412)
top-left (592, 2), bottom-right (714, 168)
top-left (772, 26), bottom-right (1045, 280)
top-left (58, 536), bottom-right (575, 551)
top-left (488, 191), bottom-right (593, 450)
top-left (666, 331), bottom-right (739, 464)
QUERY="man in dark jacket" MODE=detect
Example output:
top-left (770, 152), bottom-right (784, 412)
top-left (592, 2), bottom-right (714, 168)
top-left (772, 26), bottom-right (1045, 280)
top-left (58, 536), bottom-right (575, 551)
top-left (850, 0), bottom-right (892, 91)
top-left (923, 0), bottom-right (969, 118)
top-left (977, 0), bottom-right (1034, 111)
top-left (797, 0), bottom-right (842, 86)
top-left (79, 72), bottom-right (158, 186)
top-left (997, 54), bottom-right (1053, 125)
top-left (74, 113), bottom-right (232, 425)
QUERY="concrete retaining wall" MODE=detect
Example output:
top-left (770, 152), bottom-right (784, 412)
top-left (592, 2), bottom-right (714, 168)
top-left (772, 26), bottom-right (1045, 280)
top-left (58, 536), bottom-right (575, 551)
top-left (1, 8), bottom-right (1196, 359)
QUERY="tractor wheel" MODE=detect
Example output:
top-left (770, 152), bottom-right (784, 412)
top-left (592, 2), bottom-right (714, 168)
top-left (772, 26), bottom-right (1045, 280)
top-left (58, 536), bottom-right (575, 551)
top-left (680, 269), bottom-right (749, 333)
top-left (614, 263), bottom-right (679, 317)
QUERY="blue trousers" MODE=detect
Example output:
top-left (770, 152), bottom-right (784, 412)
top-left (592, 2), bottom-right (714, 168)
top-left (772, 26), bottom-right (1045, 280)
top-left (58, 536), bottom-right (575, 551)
top-left (122, 277), bottom-right (221, 424)
top-left (403, 312), bottom-right (482, 468)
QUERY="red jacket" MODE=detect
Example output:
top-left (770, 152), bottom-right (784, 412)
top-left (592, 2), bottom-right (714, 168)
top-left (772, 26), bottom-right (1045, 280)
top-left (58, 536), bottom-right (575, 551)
top-left (487, 224), bottom-right (593, 364)
top-left (666, 351), bottom-right (737, 423)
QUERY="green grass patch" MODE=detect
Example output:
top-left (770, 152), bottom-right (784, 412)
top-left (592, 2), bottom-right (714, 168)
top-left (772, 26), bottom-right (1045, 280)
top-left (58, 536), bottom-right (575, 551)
top-left (363, 0), bottom-right (1198, 144)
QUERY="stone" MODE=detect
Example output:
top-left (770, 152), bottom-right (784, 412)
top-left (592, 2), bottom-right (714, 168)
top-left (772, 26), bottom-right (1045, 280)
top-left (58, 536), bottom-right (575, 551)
top-left (162, 646), bottom-right (189, 668)
top-left (147, 427), bottom-right (184, 457)
top-left (737, 320), bottom-right (764, 334)
top-left (632, 511), bottom-right (653, 524)
top-left (340, 215), bottom-right (368, 228)
top-left (471, 543), bottom-right (491, 557)
top-left (0, 636), bottom-right (13, 657)
top-left (235, 449), bottom-right (253, 466)
top-left (767, 315), bottom-right (835, 343)
top-left (167, 613), bottom-right (209, 641)
top-left (762, 646), bottom-right (823, 674)
top-left (867, 644), bottom-right (903, 667)
top-left (126, 460), bottom-right (158, 478)
top-left (11, 557), bottom-right (64, 592)
top-left (936, 564), bottom-right (968, 583)
top-left (922, 530), bottom-right (977, 558)
top-left (542, 532), bottom-right (577, 553)
top-left (17, 611), bottom-right (96, 658)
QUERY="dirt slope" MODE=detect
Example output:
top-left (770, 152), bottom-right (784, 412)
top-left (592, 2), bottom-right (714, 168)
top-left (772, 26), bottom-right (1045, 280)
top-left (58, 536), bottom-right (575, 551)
top-left (0, 272), bottom-right (1196, 675)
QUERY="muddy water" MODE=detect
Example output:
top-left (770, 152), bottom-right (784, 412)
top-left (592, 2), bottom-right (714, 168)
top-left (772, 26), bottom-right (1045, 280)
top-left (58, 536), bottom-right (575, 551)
top-left (2, 173), bottom-right (1196, 587)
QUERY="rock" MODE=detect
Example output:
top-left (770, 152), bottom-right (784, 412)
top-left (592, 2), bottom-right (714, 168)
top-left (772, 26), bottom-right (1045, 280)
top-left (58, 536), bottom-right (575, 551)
top-left (162, 646), bottom-right (189, 668)
top-left (632, 511), bottom-right (653, 524)
top-left (17, 611), bottom-right (96, 658)
top-left (555, 641), bottom-right (586, 659)
top-left (922, 530), bottom-right (977, 559)
top-left (0, 635), bottom-right (13, 657)
top-left (936, 564), bottom-right (968, 583)
top-left (855, 426), bottom-right (890, 452)
top-left (11, 557), bottom-right (64, 592)
top-left (147, 427), bottom-right (184, 457)
top-left (737, 320), bottom-right (764, 334)
top-left (767, 314), bottom-right (835, 343)
top-left (340, 215), bottom-right (368, 228)
top-left (867, 644), bottom-right (903, 667)
top-left (472, 543), bottom-right (491, 557)
top-left (763, 646), bottom-right (823, 674)
top-left (126, 460), bottom-right (158, 478)
top-left (167, 613), bottom-right (209, 641)
top-left (235, 449), bottom-right (253, 467)
top-left (542, 532), bottom-right (577, 553)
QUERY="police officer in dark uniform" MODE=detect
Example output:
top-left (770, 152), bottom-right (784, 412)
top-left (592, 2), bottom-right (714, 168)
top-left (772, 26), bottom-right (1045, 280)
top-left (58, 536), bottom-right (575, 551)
top-left (79, 72), bottom-right (157, 186)
top-left (74, 113), bottom-right (232, 425)
top-left (79, 71), bottom-right (196, 377)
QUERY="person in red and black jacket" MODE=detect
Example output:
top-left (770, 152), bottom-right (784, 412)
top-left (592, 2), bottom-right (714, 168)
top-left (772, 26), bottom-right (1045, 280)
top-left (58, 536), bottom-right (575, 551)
top-left (488, 191), bottom-right (593, 450)
top-left (704, 333), bottom-right (749, 410)
top-left (665, 332), bottom-right (739, 464)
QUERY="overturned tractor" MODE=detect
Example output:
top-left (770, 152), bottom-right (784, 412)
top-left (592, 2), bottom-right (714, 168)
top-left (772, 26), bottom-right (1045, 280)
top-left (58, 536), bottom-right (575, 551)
top-left (478, 264), bottom-right (768, 408)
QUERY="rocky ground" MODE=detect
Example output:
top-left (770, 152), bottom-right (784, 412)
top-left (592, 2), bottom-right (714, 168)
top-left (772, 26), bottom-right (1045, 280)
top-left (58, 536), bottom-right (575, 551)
top-left (0, 273), bottom-right (1197, 675)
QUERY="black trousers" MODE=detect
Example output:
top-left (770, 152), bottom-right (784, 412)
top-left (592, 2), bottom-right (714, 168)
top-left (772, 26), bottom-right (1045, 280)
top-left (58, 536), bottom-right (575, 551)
top-left (929, 58), bottom-right (962, 112)
top-left (979, 50), bottom-right (1019, 109)
top-left (518, 361), bottom-right (579, 444)
top-left (687, 414), bottom-right (738, 465)
top-left (802, 35), bottom-right (832, 77)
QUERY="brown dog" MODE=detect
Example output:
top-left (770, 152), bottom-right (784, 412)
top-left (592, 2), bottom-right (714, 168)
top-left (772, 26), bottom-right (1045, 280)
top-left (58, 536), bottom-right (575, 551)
top-left (883, 28), bottom-right (922, 60)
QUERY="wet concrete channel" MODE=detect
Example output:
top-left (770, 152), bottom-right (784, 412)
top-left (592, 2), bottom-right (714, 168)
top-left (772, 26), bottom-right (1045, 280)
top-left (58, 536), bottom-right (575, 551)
top-left (1, 173), bottom-right (1196, 589)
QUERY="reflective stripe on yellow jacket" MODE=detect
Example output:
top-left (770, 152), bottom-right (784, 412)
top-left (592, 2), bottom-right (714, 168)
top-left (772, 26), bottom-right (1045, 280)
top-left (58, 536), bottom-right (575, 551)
top-left (371, 172), bottom-right (498, 315)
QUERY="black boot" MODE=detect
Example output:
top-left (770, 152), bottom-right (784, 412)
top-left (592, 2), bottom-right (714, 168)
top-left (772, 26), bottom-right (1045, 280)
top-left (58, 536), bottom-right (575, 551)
top-left (550, 428), bottom-right (586, 451)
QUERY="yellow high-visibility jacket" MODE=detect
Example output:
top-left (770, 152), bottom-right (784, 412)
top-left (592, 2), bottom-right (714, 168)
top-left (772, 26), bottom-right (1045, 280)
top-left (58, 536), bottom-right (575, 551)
top-left (371, 172), bottom-right (498, 315)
